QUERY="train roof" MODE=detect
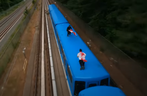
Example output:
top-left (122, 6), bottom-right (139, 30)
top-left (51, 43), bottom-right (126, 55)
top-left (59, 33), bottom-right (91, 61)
top-left (48, 4), bottom-right (68, 26)
top-left (79, 86), bottom-right (126, 96)
top-left (48, 4), bottom-right (58, 12)
top-left (56, 23), bottom-right (110, 80)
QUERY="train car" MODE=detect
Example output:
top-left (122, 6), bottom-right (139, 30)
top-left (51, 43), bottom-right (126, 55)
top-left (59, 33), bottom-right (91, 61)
top-left (79, 86), bottom-right (126, 96)
top-left (49, 4), bottom-right (111, 96)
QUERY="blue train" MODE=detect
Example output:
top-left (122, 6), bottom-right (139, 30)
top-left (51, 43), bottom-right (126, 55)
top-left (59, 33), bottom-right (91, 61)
top-left (48, 4), bottom-right (126, 96)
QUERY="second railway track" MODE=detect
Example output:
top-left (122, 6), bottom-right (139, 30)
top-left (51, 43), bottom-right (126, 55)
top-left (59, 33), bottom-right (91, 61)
top-left (31, 0), bottom-right (53, 96)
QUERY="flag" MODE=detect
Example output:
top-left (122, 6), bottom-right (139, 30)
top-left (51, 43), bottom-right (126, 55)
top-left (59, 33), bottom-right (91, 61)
top-left (83, 59), bottom-right (87, 62)
top-left (69, 29), bottom-right (76, 36)
top-left (81, 52), bottom-right (87, 62)
top-left (81, 58), bottom-right (87, 62)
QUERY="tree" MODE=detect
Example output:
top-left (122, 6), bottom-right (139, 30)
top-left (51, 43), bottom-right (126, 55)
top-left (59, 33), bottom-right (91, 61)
top-left (6, 0), bottom-right (11, 8)
top-left (57, 0), bottom-right (147, 64)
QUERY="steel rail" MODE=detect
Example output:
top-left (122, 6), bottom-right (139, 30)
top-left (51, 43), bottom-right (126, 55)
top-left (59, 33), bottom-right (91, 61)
top-left (41, 0), bottom-right (45, 95)
top-left (45, 1), bottom-right (58, 95)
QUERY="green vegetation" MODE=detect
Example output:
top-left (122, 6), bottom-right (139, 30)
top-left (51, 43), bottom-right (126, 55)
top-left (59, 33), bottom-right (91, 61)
top-left (57, 0), bottom-right (147, 62)
top-left (32, 0), bottom-right (36, 4)
top-left (0, 0), bottom-right (23, 20)
top-left (0, 0), bottom-right (23, 12)
top-left (24, 7), bottom-right (29, 17)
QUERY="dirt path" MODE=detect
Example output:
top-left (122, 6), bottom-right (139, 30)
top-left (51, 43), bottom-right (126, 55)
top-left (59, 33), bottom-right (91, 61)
top-left (0, 3), bottom-right (40, 96)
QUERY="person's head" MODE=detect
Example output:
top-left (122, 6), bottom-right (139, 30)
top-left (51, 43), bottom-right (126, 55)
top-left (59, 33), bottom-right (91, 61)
top-left (68, 25), bottom-right (71, 28)
top-left (79, 49), bottom-right (82, 52)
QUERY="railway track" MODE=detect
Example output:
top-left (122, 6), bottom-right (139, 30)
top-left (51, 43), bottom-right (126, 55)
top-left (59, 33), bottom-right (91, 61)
top-left (0, 1), bottom-right (32, 42)
top-left (0, 13), bottom-right (23, 41)
top-left (0, 1), bottom-right (31, 27)
top-left (44, 12), bottom-right (53, 96)
top-left (31, 0), bottom-right (53, 96)
top-left (27, 0), bottom-right (70, 95)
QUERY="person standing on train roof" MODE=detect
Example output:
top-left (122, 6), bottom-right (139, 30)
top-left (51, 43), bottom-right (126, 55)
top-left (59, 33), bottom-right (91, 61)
top-left (67, 25), bottom-right (72, 36)
top-left (66, 25), bottom-right (76, 36)
top-left (77, 49), bottom-right (87, 70)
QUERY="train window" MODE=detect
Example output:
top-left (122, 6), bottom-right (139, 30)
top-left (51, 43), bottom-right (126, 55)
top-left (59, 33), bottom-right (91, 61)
top-left (100, 78), bottom-right (108, 85)
top-left (67, 65), bottom-right (72, 83)
top-left (63, 53), bottom-right (66, 66)
top-left (88, 83), bottom-right (97, 87)
top-left (62, 49), bottom-right (66, 65)
top-left (74, 81), bottom-right (85, 96)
